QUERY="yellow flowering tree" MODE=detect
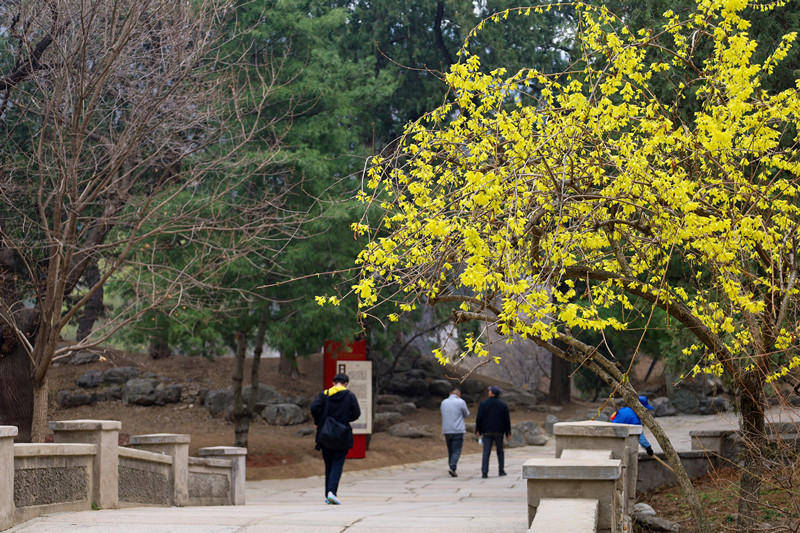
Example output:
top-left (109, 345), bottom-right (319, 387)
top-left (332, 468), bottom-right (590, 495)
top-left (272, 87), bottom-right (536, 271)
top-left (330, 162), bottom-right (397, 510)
top-left (344, 1), bottom-right (800, 530)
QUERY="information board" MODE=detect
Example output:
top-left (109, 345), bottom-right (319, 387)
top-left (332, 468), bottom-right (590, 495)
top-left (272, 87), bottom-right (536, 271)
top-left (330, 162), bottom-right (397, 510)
top-left (333, 360), bottom-right (372, 435)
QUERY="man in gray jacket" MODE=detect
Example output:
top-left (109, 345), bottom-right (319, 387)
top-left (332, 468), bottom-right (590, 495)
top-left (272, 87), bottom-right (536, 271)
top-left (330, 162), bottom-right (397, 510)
top-left (440, 386), bottom-right (470, 477)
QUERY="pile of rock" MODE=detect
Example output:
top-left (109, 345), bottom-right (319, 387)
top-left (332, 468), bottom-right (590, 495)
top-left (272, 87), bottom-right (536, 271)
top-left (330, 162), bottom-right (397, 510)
top-left (57, 367), bottom-right (184, 408)
top-left (506, 421), bottom-right (549, 447)
top-left (204, 385), bottom-right (308, 426)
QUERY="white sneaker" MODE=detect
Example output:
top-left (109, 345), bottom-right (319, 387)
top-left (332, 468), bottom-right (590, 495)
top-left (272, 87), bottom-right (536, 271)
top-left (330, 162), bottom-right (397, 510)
top-left (326, 491), bottom-right (341, 505)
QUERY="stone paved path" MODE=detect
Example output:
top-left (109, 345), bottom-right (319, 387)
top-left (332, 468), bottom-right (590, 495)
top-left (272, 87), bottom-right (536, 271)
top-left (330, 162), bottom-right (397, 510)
top-left (9, 406), bottom-right (798, 532)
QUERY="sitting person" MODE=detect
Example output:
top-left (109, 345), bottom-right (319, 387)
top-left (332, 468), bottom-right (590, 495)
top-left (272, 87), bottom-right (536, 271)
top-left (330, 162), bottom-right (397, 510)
top-left (610, 395), bottom-right (655, 456)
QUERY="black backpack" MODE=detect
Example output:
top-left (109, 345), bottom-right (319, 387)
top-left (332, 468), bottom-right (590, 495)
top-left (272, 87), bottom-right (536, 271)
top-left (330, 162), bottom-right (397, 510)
top-left (318, 391), bottom-right (350, 450)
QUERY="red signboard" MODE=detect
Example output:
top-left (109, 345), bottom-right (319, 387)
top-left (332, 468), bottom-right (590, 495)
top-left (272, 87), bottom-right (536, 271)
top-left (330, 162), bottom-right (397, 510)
top-left (323, 339), bottom-right (368, 459)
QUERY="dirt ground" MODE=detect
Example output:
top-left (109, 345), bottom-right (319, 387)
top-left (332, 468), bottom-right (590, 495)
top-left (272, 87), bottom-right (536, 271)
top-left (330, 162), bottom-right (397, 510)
top-left (48, 349), bottom-right (598, 481)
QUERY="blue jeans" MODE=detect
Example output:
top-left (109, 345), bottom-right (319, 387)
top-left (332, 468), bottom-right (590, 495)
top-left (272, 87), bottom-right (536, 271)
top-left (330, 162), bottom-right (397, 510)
top-left (481, 433), bottom-right (505, 475)
top-left (444, 433), bottom-right (464, 471)
top-left (322, 448), bottom-right (348, 496)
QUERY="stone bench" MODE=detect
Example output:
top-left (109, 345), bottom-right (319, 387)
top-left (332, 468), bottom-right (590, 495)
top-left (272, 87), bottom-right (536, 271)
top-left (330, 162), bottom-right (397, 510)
top-left (529, 498), bottom-right (598, 533)
top-left (523, 457), bottom-right (622, 533)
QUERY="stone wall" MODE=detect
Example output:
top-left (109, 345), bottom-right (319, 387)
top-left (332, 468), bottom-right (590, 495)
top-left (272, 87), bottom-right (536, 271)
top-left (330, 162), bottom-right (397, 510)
top-left (1, 421), bottom-right (246, 531)
top-left (11, 443), bottom-right (95, 524)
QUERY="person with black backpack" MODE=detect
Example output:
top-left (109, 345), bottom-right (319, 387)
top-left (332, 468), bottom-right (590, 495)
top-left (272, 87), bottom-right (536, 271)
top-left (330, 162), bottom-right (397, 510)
top-left (310, 373), bottom-right (361, 505)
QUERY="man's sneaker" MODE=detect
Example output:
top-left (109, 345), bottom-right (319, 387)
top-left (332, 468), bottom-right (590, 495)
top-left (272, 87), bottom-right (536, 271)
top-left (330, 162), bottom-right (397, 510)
top-left (499, 471), bottom-right (507, 477)
top-left (448, 468), bottom-right (457, 477)
top-left (326, 491), bottom-right (341, 505)
top-left (481, 473), bottom-right (488, 479)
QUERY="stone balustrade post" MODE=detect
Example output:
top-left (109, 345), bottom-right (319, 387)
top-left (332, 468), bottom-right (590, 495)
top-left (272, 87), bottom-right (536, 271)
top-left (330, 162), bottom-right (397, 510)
top-left (197, 446), bottom-right (247, 505)
top-left (50, 420), bottom-right (120, 509)
top-left (0, 426), bottom-right (17, 530)
top-left (128, 433), bottom-right (190, 506)
top-left (554, 420), bottom-right (642, 523)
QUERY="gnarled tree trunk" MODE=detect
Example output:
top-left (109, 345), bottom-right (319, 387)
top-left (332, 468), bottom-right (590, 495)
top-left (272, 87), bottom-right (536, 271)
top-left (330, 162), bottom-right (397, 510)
top-left (736, 373), bottom-right (767, 532)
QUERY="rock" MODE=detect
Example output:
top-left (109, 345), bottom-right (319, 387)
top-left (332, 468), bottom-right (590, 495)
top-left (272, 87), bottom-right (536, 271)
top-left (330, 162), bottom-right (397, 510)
top-left (633, 503), bottom-right (656, 516)
top-left (428, 379), bottom-right (454, 398)
top-left (460, 379), bottom-right (488, 400)
top-left (385, 373), bottom-right (429, 397)
top-left (509, 421), bottom-right (548, 447)
top-left (396, 402), bottom-right (417, 416)
top-left (244, 384), bottom-right (283, 408)
top-left (197, 388), bottom-right (209, 405)
top-left (155, 384), bottom-right (182, 405)
top-left (387, 422), bottom-right (433, 438)
top-left (289, 395), bottom-right (310, 408)
top-left (544, 415), bottom-right (559, 434)
top-left (58, 351), bottom-right (100, 365)
top-left (205, 389), bottom-right (233, 416)
top-left (417, 358), bottom-right (446, 378)
top-left (296, 427), bottom-right (315, 437)
top-left (701, 396), bottom-right (731, 414)
top-left (651, 397), bottom-right (677, 417)
top-left (57, 389), bottom-right (95, 408)
top-left (261, 403), bottom-right (307, 426)
top-left (502, 390), bottom-right (539, 410)
top-left (405, 369), bottom-right (426, 379)
top-left (122, 378), bottom-right (160, 405)
top-left (102, 366), bottom-right (140, 384)
top-left (587, 409), bottom-right (611, 422)
top-left (377, 394), bottom-right (404, 404)
top-left (632, 512), bottom-right (680, 532)
top-left (76, 370), bottom-right (102, 389)
top-left (373, 412), bottom-right (403, 432)
top-left (670, 389), bottom-right (700, 414)
top-left (92, 386), bottom-right (122, 402)
top-left (682, 373), bottom-right (725, 395)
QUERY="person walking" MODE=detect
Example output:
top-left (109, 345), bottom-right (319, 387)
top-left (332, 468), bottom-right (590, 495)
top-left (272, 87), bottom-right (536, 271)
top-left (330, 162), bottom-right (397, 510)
top-left (475, 385), bottom-right (510, 478)
top-left (610, 395), bottom-right (655, 456)
top-left (440, 386), bottom-right (470, 477)
top-left (310, 373), bottom-right (361, 505)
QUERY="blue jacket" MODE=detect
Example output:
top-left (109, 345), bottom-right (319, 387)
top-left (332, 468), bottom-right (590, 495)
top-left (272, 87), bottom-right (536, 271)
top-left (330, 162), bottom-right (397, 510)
top-left (611, 406), bottom-right (651, 448)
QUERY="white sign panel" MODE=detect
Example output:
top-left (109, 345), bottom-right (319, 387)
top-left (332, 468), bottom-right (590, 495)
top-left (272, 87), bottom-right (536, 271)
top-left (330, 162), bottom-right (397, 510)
top-left (336, 360), bottom-right (372, 434)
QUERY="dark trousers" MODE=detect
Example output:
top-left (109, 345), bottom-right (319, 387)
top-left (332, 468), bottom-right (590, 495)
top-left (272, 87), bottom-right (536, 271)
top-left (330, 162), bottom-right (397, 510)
top-left (322, 448), bottom-right (348, 496)
top-left (444, 433), bottom-right (464, 471)
top-left (481, 433), bottom-right (505, 475)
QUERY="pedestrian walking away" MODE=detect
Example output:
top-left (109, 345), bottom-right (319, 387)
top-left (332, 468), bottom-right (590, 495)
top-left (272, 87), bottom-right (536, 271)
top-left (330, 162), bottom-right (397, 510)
top-left (310, 373), bottom-right (361, 505)
top-left (440, 386), bottom-right (470, 477)
top-left (610, 395), bottom-right (655, 455)
top-left (475, 385), bottom-right (510, 478)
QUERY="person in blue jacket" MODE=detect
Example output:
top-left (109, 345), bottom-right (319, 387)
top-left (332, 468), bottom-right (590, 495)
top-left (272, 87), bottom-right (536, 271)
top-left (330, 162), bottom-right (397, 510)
top-left (610, 395), bottom-right (655, 456)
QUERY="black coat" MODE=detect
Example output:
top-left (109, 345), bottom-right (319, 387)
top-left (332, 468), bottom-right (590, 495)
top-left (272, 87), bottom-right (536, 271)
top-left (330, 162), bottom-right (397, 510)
top-left (310, 388), bottom-right (361, 450)
top-left (475, 396), bottom-right (511, 436)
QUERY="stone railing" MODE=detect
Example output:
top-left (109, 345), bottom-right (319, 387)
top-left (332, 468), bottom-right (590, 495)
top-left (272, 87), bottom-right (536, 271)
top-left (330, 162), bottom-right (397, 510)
top-left (524, 420), bottom-right (641, 533)
top-left (0, 420), bottom-right (246, 531)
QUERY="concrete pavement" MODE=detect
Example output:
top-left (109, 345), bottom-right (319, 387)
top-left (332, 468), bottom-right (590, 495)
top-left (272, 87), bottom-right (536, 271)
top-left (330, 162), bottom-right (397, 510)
top-left (9, 406), bottom-right (798, 532)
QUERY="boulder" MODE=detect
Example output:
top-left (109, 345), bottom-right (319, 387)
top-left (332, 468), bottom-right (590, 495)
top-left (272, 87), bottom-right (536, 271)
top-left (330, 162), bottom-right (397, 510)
top-left (57, 389), bottom-right (95, 408)
top-left (633, 503), bottom-right (657, 516)
top-left (205, 389), bottom-right (233, 416)
top-left (396, 402), bottom-right (418, 416)
top-left (296, 427), bottom-right (315, 437)
top-left (700, 396), bottom-right (731, 414)
top-left (385, 373), bottom-right (429, 397)
top-left (544, 415), bottom-right (558, 435)
top-left (682, 373), bottom-right (725, 395)
top-left (155, 384), bottom-right (182, 405)
top-left (122, 378), bottom-right (160, 405)
top-left (587, 409), bottom-right (611, 422)
top-left (651, 397), bottom-right (677, 417)
top-left (387, 422), bottom-right (433, 438)
top-left (103, 366), bottom-right (140, 385)
top-left (93, 386), bottom-right (123, 402)
top-left (502, 390), bottom-right (539, 410)
top-left (377, 394), bottom-right (404, 404)
top-left (417, 358), bottom-right (446, 378)
top-left (632, 512), bottom-right (680, 532)
top-left (261, 403), bottom-right (307, 426)
top-left (373, 412), bottom-right (403, 432)
top-left (507, 421), bottom-right (548, 447)
top-left (428, 379), bottom-right (454, 398)
top-left (76, 370), bottom-right (102, 389)
top-left (56, 351), bottom-right (100, 366)
top-left (244, 384), bottom-right (283, 408)
top-left (670, 389), bottom-right (700, 414)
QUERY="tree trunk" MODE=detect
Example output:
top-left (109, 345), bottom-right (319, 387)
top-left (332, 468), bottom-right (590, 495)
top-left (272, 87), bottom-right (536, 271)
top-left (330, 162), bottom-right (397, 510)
top-left (0, 344), bottom-right (33, 441)
top-left (31, 374), bottom-right (48, 442)
top-left (736, 373), bottom-right (766, 533)
top-left (242, 316), bottom-right (268, 449)
top-left (232, 331), bottom-right (248, 448)
top-left (548, 353), bottom-right (571, 404)
top-left (278, 350), bottom-right (300, 378)
top-left (76, 260), bottom-right (103, 342)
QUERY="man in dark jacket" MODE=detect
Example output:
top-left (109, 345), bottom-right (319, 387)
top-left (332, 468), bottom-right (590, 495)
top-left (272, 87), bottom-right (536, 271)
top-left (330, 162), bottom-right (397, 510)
top-left (310, 373), bottom-right (361, 505)
top-left (475, 385), bottom-right (511, 478)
